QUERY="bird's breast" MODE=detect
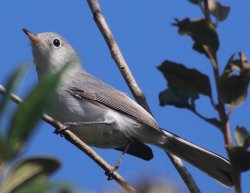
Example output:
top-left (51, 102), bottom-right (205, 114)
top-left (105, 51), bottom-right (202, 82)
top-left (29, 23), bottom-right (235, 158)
top-left (47, 89), bottom-right (142, 148)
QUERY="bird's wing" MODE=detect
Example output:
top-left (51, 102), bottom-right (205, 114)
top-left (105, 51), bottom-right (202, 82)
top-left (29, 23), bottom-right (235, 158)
top-left (67, 71), bottom-right (160, 132)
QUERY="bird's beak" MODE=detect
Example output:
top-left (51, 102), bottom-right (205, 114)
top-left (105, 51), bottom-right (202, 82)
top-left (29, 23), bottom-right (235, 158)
top-left (22, 28), bottom-right (44, 45)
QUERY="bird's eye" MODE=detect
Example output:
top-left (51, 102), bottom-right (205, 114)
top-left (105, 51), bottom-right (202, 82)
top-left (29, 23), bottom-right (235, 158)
top-left (53, 39), bottom-right (61, 47)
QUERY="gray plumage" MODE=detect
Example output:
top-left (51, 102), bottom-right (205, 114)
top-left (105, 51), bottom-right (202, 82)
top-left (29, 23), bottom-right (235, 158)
top-left (23, 28), bottom-right (234, 187)
top-left (68, 70), bottom-right (160, 131)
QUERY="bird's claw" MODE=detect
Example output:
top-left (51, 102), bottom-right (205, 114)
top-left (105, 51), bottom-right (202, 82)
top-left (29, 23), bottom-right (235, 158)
top-left (105, 165), bottom-right (119, 180)
top-left (53, 122), bottom-right (72, 136)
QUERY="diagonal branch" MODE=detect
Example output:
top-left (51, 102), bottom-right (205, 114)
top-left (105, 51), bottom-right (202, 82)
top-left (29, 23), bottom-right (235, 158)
top-left (85, 1), bottom-right (201, 193)
top-left (86, 0), bottom-right (151, 114)
top-left (0, 84), bottom-right (137, 193)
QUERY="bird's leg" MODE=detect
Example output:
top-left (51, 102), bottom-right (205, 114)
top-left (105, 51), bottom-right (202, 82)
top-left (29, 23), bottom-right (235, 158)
top-left (54, 120), bottom-right (115, 135)
top-left (105, 142), bottom-right (132, 180)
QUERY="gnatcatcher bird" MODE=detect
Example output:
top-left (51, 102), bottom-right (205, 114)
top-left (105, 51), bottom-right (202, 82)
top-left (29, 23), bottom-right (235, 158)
top-left (22, 28), bottom-right (233, 187)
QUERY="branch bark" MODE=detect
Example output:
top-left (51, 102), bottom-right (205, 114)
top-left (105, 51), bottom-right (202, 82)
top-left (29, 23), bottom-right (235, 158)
top-left (86, 0), bottom-right (151, 114)
top-left (86, 1), bottom-right (201, 193)
top-left (0, 84), bottom-right (137, 193)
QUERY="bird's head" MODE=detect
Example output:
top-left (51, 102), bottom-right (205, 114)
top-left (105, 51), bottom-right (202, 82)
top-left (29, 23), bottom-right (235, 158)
top-left (23, 28), bottom-right (80, 78)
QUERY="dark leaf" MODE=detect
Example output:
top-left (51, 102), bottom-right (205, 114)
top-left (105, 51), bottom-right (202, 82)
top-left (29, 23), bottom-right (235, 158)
top-left (0, 157), bottom-right (61, 193)
top-left (219, 75), bottom-right (248, 106)
top-left (235, 126), bottom-right (250, 148)
top-left (0, 64), bottom-right (28, 121)
top-left (219, 52), bottom-right (250, 106)
top-left (5, 68), bottom-right (65, 160)
top-left (208, 0), bottom-right (230, 21)
top-left (240, 52), bottom-right (250, 70)
top-left (223, 54), bottom-right (239, 72)
top-left (188, 0), bottom-right (200, 5)
top-left (159, 88), bottom-right (198, 108)
top-left (207, 118), bottom-right (221, 128)
top-left (0, 135), bottom-right (6, 162)
top-left (229, 146), bottom-right (250, 172)
top-left (224, 52), bottom-right (250, 73)
top-left (158, 60), bottom-right (211, 97)
top-left (173, 18), bottom-right (219, 58)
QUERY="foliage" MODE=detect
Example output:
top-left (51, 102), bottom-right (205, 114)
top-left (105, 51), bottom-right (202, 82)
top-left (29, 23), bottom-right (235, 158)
top-left (0, 65), bottom-right (70, 193)
top-left (158, 0), bottom-right (250, 192)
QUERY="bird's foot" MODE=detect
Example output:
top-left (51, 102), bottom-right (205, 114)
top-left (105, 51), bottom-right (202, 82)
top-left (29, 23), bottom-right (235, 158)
top-left (53, 122), bottom-right (77, 136)
top-left (105, 164), bottom-right (120, 180)
top-left (105, 142), bottom-right (131, 180)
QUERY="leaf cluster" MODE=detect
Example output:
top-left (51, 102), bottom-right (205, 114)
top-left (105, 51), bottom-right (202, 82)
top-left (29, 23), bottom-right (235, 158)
top-left (0, 65), bottom-right (70, 193)
top-left (158, 0), bottom-right (250, 186)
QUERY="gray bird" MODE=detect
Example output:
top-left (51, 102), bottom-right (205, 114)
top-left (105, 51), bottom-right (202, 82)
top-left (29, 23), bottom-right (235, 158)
top-left (22, 28), bottom-right (233, 187)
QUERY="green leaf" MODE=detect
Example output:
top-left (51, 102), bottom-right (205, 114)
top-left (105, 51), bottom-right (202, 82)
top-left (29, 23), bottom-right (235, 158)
top-left (208, 0), bottom-right (230, 21)
top-left (159, 88), bottom-right (198, 108)
top-left (158, 60), bottom-right (211, 97)
top-left (0, 157), bottom-right (61, 193)
top-left (229, 146), bottom-right (250, 172)
top-left (10, 181), bottom-right (60, 193)
top-left (235, 126), bottom-right (250, 148)
top-left (10, 181), bottom-right (70, 193)
top-left (5, 68), bottom-right (65, 160)
top-left (0, 64), bottom-right (28, 121)
top-left (219, 52), bottom-right (250, 106)
top-left (173, 18), bottom-right (219, 58)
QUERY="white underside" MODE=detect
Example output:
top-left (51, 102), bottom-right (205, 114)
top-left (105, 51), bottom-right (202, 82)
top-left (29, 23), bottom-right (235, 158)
top-left (47, 89), bottom-right (145, 148)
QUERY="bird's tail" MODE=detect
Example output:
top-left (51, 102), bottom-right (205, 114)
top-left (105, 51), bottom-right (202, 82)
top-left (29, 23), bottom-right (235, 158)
top-left (159, 130), bottom-right (233, 187)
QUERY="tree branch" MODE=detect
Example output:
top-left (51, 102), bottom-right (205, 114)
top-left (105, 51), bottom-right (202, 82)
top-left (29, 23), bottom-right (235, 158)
top-left (86, 0), bottom-right (151, 114)
top-left (85, 1), bottom-right (201, 193)
top-left (0, 84), bottom-right (137, 193)
top-left (189, 107), bottom-right (220, 129)
top-left (202, 28), bottom-right (240, 192)
top-left (167, 154), bottom-right (201, 193)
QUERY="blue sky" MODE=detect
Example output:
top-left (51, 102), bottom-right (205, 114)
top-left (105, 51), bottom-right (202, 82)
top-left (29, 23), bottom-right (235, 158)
top-left (0, 1), bottom-right (250, 193)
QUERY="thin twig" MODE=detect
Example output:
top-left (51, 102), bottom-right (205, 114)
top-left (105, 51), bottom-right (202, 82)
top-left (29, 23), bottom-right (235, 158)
top-left (0, 84), bottom-right (137, 193)
top-left (204, 47), bottom-right (231, 146)
top-left (85, 1), bottom-right (201, 193)
top-left (204, 47), bottom-right (238, 192)
top-left (209, 95), bottom-right (217, 110)
top-left (189, 107), bottom-right (220, 129)
top-left (234, 171), bottom-right (242, 193)
top-left (167, 154), bottom-right (201, 193)
top-left (204, 0), bottom-right (211, 22)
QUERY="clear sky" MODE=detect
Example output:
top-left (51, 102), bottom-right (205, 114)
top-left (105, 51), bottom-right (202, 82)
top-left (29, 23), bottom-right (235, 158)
top-left (0, 1), bottom-right (250, 193)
